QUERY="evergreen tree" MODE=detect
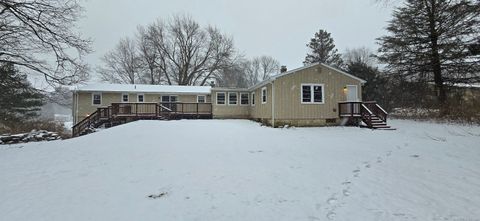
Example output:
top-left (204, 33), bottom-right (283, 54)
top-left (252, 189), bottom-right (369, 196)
top-left (304, 29), bottom-right (343, 67)
top-left (0, 63), bottom-right (44, 126)
top-left (377, 0), bottom-right (480, 113)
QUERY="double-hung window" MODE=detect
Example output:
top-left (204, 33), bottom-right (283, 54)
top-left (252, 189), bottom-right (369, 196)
top-left (261, 87), bottom-right (267, 104)
top-left (122, 93), bottom-right (129, 102)
top-left (92, 93), bottom-right (102, 105)
top-left (228, 92), bottom-right (238, 105)
top-left (240, 93), bottom-right (249, 105)
top-left (301, 84), bottom-right (324, 104)
top-left (251, 92), bottom-right (255, 106)
top-left (216, 92), bottom-right (226, 105)
top-left (197, 95), bottom-right (206, 103)
top-left (137, 94), bottom-right (144, 102)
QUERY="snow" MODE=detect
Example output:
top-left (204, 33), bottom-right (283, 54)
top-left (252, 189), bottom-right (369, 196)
top-left (1, 120), bottom-right (480, 221)
top-left (75, 83), bottom-right (211, 94)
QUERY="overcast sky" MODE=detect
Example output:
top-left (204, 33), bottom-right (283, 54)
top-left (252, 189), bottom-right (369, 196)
top-left (77, 0), bottom-right (397, 79)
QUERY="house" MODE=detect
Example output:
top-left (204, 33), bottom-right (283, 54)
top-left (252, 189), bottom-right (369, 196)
top-left (72, 63), bottom-right (390, 136)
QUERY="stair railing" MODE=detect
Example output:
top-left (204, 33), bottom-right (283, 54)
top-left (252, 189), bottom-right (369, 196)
top-left (361, 104), bottom-right (374, 128)
top-left (363, 101), bottom-right (388, 123)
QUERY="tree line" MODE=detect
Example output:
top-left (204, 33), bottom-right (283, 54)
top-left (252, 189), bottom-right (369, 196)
top-left (98, 15), bottom-right (281, 88)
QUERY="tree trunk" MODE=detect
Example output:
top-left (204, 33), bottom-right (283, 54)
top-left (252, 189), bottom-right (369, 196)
top-left (427, 0), bottom-right (448, 116)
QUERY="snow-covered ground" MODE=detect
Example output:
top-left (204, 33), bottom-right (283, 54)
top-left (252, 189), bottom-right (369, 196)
top-left (1, 120), bottom-right (479, 221)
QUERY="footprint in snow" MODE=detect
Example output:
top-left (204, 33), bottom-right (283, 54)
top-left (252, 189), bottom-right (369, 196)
top-left (376, 157), bottom-right (383, 163)
top-left (342, 188), bottom-right (351, 196)
top-left (326, 196), bottom-right (337, 205)
top-left (326, 211), bottom-right (336, 220)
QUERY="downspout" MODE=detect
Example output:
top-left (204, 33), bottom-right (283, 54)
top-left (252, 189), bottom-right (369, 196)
top-left (271, 81), bottom-right (275, 128)
top-left (75, 90), bottom-right (79, 125)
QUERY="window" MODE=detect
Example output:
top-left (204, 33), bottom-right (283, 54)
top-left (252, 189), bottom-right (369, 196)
top-left (251, 92), bottom-right (255, 106)
top-left (228, 92), bottom-right (238, 105)
top-left (92, 93), bottom-right (102, 105)
top-left (216, 92), bottom-right (226, 105)
top-left (122, 93), bottom-right (129, 102)
top-left (161, 95), bottom-right (177, 103)
top-left (197, 95), bottom-right (206, 103)
top-left (301, 84), bottom-right (324, 104)
top-left (137, 94), bottom-right (144, 102)
top-left (240, 93), bottom-right (249, 105)
top-left (261, 87), bottom-right (267, 104)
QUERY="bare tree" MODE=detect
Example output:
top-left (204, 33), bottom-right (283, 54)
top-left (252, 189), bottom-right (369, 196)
top-left (98, 37), bottom-right (140, 84)
top-left (137, 26), bottom-right (160, 84)
top-left (130, 15), bottom-right (236, 86)
top-left (344, 47), bottom-right (376, 67)
top-left (0, 0), bottom-right (91, 85)
top-left (243, 56), bottom-right (280, 86)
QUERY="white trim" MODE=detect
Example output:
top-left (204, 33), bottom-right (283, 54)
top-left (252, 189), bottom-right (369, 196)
top-left (261, 87), bottom-right (267, 104)
top-left (137, 93), bottom-right (145, 102)
top-left (346, 85), bottom-right (359, 102)
top-left (91, 92), bottom-right (102, 106)
top-left (228, 92), bottom-right (238, 105)
top-left (121, 93), bottom-right (129, 102)
top-left (216, 92), bottom-right (226, 105)
top-left (197, 95), bottom-right (206, 103)
top-left (251, 92), bottom-right (255, 106)
top-left (300, 83), bottom-right (325, 104)
top-left (240, 93), bottom-right (249, 106)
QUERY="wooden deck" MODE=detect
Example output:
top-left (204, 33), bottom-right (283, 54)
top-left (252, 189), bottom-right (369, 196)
top-left (72, 102), bottom-right (212, 137)
top-left (338, 101), bottom-right (392, 129)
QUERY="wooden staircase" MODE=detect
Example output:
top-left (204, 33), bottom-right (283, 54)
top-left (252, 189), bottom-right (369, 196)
top-left (339, 101), bottom-right (394, 130)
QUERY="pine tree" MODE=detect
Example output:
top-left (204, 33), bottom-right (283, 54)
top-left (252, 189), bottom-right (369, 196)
top-left (0, 63), bottom-right (44, 126)
top-left (304, 29), bottom-right (343, 67)
top-left (377, 0), bottom-right (480, 113)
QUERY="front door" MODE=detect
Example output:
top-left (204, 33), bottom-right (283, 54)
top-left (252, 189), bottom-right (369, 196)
top-left (346, 85), bottom-right (358, 102)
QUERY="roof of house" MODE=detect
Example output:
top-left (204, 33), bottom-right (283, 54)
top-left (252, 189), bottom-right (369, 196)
top-left (74, 83), bottom-right (211, 94)
top-left (248, 63), bottom-right (367, 91)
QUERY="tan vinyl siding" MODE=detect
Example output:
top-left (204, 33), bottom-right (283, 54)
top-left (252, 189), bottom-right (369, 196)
top-left (249, 83), bottom-right (272, 120)
top-left (273, 65), bottom-right (362, 121)
top-left (211, 90), bottom-right (250, 118)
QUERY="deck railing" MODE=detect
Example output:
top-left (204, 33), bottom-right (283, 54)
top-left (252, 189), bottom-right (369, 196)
top-left (73, 102), bottom-right (213, 137)
top-left (338, 101), bottom-right (389, 126)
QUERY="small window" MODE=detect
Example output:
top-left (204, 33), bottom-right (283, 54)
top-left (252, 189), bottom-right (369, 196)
top-left (137, 94), bottom-right (144, 102)
top-left (301, 84), bottom-right (324, 104)
top-left (92, 93), bottom-right (101, 105)
top-left (122, 93), bottom-right (129, 102)
top-left (251, 92), bottom-right (255, 106)
top-left (197, 95), bottom-right (206, 103)
top-left (228, 92), bottom-right (238, 105)
top-left (261, 87), bottom-right (267, 104)
top-left (240, 93), bottom-right (249, 105)
top-left (216, 92), bottom-right (226, 105)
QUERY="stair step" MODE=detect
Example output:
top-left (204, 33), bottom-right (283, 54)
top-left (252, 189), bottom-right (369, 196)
top-left (372, 125), bottom-right (391, 129)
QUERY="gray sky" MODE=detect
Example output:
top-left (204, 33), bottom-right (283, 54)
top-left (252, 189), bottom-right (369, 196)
top-left (78, 0), bottom-right (396, 77)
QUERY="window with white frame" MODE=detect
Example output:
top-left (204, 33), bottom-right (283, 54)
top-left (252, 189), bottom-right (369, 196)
top-left (228, 92), bottom-right (238, 105)
top-left (251, 92), bottom-right (255, 106)
top-left (240, 93), bottom-right (249, 105)
top-left (197, 95), bottom-right (206, 103)
top-left (92, 93), bottom-right (102, 105)
top-left (301, 84), bottom-right (324, 104)
top-left (137, 94), bottom-right (144, 102)
top-left (122, 93), bottom-right (129, 102)
top-left (216, 92), bottom-right (226, 105)
top-left (261, 87), bottom-right (267, 104)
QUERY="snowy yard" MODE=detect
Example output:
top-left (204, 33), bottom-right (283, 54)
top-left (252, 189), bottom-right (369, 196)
top-left (1, 120), bottom-right (480, 221)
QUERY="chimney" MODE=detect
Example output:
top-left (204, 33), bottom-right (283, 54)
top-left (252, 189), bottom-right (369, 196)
top-left (209, 81), bottom-right (216, 87)
top-left (280, 65), bottom-right (287, 73)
